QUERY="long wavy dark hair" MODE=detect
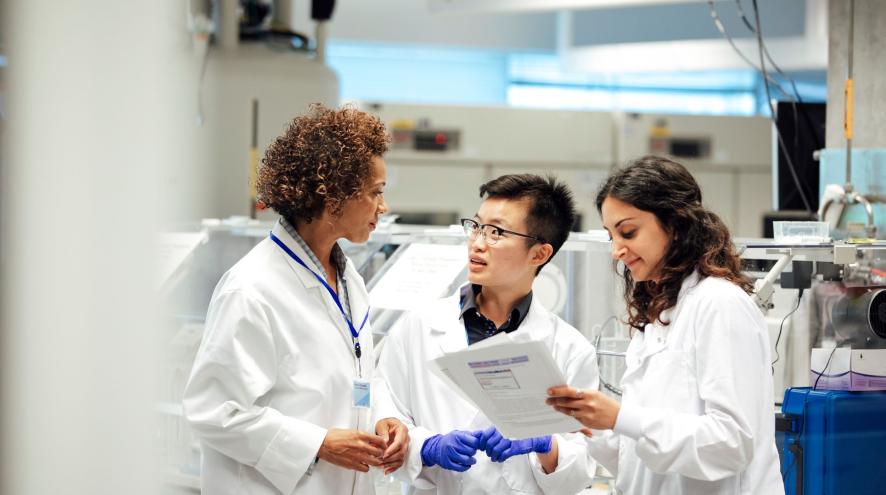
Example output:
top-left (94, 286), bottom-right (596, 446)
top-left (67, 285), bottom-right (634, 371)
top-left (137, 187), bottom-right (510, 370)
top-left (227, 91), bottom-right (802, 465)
top-left (595, 155), bottom-right (752, 331)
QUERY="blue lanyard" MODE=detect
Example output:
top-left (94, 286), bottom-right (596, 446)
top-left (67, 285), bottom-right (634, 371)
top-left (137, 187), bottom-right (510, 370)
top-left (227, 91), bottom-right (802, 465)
top-left (270, 232), bottom-right (369, 359)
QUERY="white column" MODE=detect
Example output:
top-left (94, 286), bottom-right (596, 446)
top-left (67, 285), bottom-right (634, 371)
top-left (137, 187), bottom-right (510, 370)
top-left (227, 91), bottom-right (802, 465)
top-left (1, 1), bottom-right (194, 494)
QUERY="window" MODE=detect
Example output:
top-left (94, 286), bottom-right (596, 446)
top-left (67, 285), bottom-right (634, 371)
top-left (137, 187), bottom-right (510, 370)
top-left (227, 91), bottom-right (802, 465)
top-left (326, 42), bottom-right (825, 116)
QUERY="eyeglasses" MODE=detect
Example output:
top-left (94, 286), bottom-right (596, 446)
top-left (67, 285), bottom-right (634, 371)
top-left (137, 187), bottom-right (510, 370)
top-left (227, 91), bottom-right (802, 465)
top-left (460, 218), bottom-right (544, 245)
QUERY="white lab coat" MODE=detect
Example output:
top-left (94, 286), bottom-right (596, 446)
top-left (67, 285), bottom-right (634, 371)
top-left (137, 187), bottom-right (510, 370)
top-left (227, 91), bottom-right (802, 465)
top-left (586, 272), bottom-right (785, 495)
top-left (183, 221), bottom-right (379, 495)
top-left (373, 287), bottom-right (599, 495)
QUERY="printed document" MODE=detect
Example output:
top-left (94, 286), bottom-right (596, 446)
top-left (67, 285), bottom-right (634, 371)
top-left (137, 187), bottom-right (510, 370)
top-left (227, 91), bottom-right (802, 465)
top-left (369, 243), bottom-right (466, 310)
top-left (433, 338), bottom-right (584, 438)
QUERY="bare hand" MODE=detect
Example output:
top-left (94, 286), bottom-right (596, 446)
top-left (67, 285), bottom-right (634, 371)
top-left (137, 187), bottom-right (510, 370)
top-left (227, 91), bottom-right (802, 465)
top-left (317, 428), bottom-right (387, 472)
top-left (546, 386), bottom-right (620, 430)
top-left (375, 418), bottom-right (410, 475)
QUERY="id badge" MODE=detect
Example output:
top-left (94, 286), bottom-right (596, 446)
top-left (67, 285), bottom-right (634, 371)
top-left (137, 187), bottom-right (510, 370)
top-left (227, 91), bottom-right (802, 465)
top-left (353, 379), bottom-right (370, 409)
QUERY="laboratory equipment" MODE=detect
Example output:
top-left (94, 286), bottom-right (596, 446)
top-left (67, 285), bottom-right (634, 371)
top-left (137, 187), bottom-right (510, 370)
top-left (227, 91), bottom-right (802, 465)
top-left (818, 149), bottom-right (886, 240)
top-left (178, 0), bottom-right (339, 222)
top-left (739, 238), bottom-right (886, 397)
top-left (779, 387), bottom-right (886, 495)
top-left (773, 221), bottom-right (831, 243)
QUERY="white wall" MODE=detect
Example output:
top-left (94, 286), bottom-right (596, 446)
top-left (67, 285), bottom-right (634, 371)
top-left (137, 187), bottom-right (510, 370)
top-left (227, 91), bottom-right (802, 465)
top-left (1, 1), bottom-right (194, 493)
top-left (290, 0), bottom-right (557, 51)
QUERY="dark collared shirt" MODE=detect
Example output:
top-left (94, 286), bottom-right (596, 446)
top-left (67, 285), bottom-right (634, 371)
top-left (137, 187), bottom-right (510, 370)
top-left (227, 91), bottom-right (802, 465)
top-left (460, 284), bottom-right (533, 345)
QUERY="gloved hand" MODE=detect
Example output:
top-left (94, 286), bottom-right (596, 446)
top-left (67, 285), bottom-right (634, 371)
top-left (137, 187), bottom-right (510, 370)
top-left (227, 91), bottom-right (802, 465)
top-left (420, 430), bottom-right (482, 472)
top-left (477, 426), bottom-right (552, 463)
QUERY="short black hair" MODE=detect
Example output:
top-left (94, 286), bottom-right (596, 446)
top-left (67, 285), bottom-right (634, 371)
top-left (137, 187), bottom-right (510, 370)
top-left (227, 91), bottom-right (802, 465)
top-left (479, 174), bottom-right (577, 274)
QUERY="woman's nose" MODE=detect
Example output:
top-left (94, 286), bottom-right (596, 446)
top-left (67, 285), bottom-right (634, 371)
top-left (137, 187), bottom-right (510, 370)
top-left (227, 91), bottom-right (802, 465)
top-left (377, 197), bottom-right (388, 214)
top-left (611, 241), bottom-right (626, 260)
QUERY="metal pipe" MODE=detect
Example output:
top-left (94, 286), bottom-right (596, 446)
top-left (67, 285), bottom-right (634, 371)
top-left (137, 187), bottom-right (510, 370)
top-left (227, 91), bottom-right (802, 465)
top-left (765, 253), bottom-right (793, 289)
top-left (851, 192), bottom-right (876, 238)
top-left (844, 0), bottom-right (855, 183)
top-left (315, 21), bottom-right (328, 63)
top-left (249, 98), bottom-right (259, 219)
top-left (819, 197), bottom-right (835, 222)
top-left (219, 0), bottom-right (239, 49)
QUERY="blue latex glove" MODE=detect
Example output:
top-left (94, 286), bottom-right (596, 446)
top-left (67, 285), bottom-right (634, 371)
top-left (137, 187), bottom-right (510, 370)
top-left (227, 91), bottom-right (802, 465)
top-left (420, 430), bottom-right (481, 472)
top-left (478, 426), bottom-right (552, 463)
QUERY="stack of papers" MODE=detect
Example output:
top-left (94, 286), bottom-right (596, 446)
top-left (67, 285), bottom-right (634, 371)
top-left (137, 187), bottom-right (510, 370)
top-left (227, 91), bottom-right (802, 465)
top-left (432, 334), bottom-right (584, 438)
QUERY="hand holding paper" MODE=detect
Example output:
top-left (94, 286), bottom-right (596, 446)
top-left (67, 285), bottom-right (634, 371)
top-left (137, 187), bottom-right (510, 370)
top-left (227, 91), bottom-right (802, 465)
top-left (546, 385), bottom-right (620, 430)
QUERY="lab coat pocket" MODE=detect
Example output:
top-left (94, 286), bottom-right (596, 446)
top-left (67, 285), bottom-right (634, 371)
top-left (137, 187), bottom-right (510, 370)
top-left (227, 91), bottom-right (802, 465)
top-left (237, 463), bottom-right (277, 495)
top-left (639, 350), bottom-right (694, 411)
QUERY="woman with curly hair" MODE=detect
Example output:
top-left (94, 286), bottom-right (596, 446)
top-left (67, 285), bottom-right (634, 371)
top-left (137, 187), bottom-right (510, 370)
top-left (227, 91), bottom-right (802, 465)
top-left (184, 104), bottom-right (409, 495)
top-left (546, 156), bottom-right (784, 494)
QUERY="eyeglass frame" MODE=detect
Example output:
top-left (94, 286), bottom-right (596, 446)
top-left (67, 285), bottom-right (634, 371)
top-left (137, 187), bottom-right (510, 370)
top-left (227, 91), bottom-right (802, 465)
top-left (459, 218), bottom-right (546, 245)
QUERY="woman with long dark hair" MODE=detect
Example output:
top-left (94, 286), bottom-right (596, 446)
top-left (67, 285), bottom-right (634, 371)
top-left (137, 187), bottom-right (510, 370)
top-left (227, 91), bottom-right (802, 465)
top-left (547, 156), bottom-right (784, 494)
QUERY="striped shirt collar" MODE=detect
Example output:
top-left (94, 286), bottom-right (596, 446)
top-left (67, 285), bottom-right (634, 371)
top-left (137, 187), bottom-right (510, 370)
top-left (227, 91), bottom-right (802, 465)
top-left (279, 217), bottom-right (347, 280)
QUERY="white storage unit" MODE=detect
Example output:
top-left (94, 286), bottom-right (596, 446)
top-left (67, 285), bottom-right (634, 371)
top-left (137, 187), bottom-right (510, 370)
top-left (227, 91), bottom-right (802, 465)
top-left (365, 103), bottom-right (773, 237)
top-left (615, 112), bottom-right (773, 238)
top-left (362, 102), bottom-right (615, 229)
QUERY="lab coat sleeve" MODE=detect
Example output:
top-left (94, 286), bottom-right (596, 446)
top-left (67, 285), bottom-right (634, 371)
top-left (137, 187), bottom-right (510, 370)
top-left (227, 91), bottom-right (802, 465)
top-left (584, 429), bottom-right (620, 476)
top-left (371, 313), bottom-right (440, 490)
top-left (529, 337), bottom-right (599, 494)
top-left (612, 291), bottom-right (758, 482)
top-left (183, 290), bottom-right (327, 495)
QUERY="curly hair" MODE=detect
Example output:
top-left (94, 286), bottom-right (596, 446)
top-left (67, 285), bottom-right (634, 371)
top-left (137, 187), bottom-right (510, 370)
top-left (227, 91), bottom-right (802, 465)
top-left (257, 103), bottom-right (389, 223)
top-left (595, 155), bottom-right (752, 331)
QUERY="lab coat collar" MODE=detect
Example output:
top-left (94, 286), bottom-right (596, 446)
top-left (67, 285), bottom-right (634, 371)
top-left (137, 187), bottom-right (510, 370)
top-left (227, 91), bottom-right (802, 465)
top-left (625, 270), bottom-right (703, 369)
top-left (507, 294), bottom-right (557, 345)
top-left (270, 221), bottom-right (324, 290)
top-left (270, 222), bottom-right (370, 340)
top-left (429, 284), bottom-right (554, 355)
top-left (429, 291), bottom-right (470, 354)
top-left (644, 270), bottom-right (702, 334)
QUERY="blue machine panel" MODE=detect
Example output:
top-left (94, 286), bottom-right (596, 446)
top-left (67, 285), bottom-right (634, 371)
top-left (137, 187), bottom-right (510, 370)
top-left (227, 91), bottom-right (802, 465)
top-left (781, 387), bottom-right (886, 495)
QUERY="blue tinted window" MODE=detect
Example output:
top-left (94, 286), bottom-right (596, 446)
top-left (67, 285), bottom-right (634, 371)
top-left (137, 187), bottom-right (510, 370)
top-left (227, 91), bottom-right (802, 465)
top-left (326, 42), bottom-right (825, 116)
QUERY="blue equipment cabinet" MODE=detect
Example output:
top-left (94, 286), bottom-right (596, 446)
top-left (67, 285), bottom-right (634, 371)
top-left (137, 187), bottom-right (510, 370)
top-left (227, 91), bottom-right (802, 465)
top-left (780, 387), bottom-right (886, 495)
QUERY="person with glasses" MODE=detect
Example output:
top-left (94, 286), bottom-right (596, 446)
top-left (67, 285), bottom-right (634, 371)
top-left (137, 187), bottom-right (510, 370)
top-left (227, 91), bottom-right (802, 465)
top-left (183, 104), bottom-right (409, 495)
top-left (372, 174), bottom-right (599, 494)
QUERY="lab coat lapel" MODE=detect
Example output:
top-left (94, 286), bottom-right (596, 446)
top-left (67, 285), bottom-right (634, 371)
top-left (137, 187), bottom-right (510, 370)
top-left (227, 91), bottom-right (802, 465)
top-left (429, 292), bottom-right (470, 355)
top-left (621, 314), bottom-right (671, 383)
top-left (343, 259), bottom-right (370, 334)
top-left (427, 291), bottom-right (482, 417)
top-left (270, 223), bottom-right (356, 345)
top-left (506, 296), bottom-right (555, 347)
top-left (622, 272), bottom-right (700, 381)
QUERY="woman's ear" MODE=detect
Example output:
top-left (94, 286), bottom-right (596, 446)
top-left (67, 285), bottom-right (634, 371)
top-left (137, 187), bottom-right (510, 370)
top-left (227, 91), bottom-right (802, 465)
top-left (667, 225), bottom-right (678, 244)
